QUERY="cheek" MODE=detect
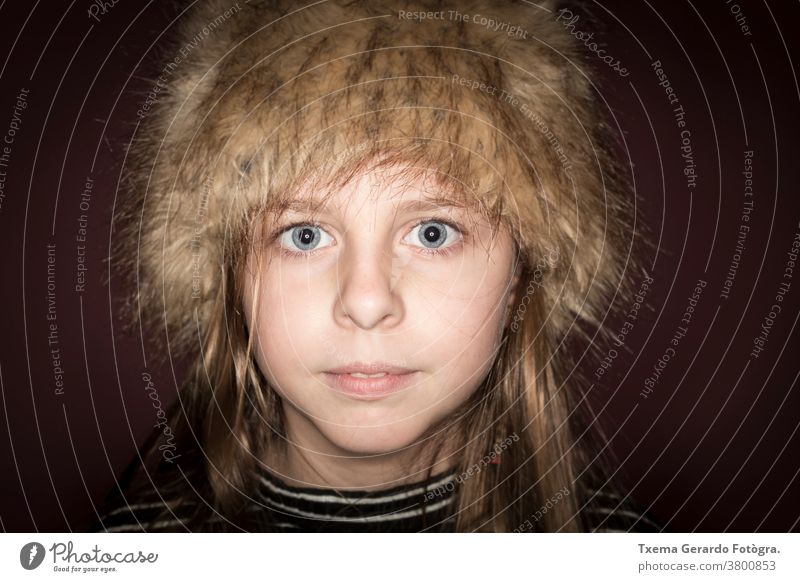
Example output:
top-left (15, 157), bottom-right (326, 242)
top-left (244, 259), bottom-right (335, 384)
top-left (405, 253), bottom-right (511, 356)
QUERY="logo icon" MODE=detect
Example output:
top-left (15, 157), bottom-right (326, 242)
top-left (20, 542), bottom-right (46, 570)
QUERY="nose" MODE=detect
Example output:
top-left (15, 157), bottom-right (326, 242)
top-left (334, 240), bottom-right (404, 330)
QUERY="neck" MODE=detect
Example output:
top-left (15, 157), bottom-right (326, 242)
top-left (262, 406), bottom-right (458, 491)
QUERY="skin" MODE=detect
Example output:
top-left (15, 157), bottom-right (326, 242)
top-left (242, 165), bottom-right (519, 490)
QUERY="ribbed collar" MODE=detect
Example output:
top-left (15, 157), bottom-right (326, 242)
top-left (254, 467), bottom-right (460, 532)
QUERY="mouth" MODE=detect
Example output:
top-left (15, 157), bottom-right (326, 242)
top-left (322, 363), bottom-right (419, 399)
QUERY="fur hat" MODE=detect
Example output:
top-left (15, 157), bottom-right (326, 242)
top-left (115, 0), bottom-right (635, 362)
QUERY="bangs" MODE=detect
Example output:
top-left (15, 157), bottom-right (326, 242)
top-left (249, 146), bottom-right (510, 238)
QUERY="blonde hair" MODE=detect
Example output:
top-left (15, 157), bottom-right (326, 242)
top-left (114, 0), bottom-right (639, 531)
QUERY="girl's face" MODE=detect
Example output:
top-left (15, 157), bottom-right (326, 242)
top-left (243, 165), bottom-right (518, 461)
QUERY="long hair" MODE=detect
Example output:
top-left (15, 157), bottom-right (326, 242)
top-left (111, 0), bottom-right (640, 532)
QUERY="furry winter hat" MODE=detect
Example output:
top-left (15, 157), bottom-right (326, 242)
top-left (116, 0), bottom-right (635, 362)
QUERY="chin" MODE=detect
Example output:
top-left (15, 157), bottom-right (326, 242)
top-left (319, 418), bottom-right (432, 457)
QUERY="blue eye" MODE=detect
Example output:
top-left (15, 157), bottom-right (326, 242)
top-left (278, 224), bottom-right (334, 253)
top-left (404, 220), bottom-right (461, 250)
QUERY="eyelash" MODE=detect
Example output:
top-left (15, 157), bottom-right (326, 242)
top-left (272, 220), bottom-right (327, 259)
top-left (271, 218), bottom-right (466, 258)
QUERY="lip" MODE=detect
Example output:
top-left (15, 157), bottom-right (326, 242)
top-left (322, 363), bottom-right (419, 400)
top-left (325, 362), bottom-right (414, 375)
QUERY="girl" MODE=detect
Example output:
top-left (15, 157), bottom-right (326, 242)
top-left (95, 0), bottom-right (660, 532)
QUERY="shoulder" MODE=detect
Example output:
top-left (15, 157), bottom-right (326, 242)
top-left (89, 477), bottom-right (279, 533)
top-left (89, 496), bottom-right (196, 533)
top-left (88, 452), bottom-right (220, 532)
top-left (581, 488), bottom-right (664, 532)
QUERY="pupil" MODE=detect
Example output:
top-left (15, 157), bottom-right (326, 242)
top-left (419, 222), bottom-right (446, 248)
top-left (293, 226), bottom-right (318, 249)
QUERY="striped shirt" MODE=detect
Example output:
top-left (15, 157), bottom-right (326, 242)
top-left (92, 465), bottom-right (662, 533)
